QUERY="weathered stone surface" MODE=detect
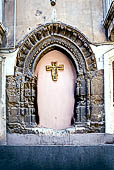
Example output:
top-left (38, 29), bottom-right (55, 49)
top-left (91, 69), bottom-right (104, 96)
top-left (7, 133), bottom-right (114, 146)
top-left (91, 105), bottom-right (104, 122)
top-left (6, 75), bottom-right (37, 131)
top-left (6, 23), bottom-right (104, 134)
top-left (16, 23), bottom-right (97, 75)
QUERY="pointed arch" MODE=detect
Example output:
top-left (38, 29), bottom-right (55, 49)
top-left (15, 22), bottom-right (97, 76)
top-left (6, 22), bottom-right (102, 134)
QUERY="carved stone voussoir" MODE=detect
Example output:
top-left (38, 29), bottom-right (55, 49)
top-left (16, 22), bottom-right (97, 76)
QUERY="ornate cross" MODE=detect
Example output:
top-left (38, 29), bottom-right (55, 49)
top-left (46, 61), bottom-right (64, 81)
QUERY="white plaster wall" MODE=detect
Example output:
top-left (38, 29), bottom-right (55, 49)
top-left (5, 49), bottom-right (18, 75)
top-left (104, 48), bottom-right (114, 134)
top-left (0, 57), bottom-right (6, 144)
top-left (90, 44), bottom-right (114, 70)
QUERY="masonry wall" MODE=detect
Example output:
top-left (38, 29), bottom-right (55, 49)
top-left (1, 0), bottom-right (114, 145)
top-left (4, 0), bottom-right (106, 47)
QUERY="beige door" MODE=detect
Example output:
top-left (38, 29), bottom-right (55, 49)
top-left (35, 50), bottom-right (76, 130)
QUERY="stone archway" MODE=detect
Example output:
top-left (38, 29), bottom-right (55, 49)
top-left (15, 22), bottom-right (97, 76)
top-left (6, 22), bottom-right (103, 134)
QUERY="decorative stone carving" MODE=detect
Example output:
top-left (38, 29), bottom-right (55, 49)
top-left (16, 23), bottom-right (97, 75)
top-left (6, 22), bottom-right (104, 133)
top-left (6, 75), bottom-right (37, 132)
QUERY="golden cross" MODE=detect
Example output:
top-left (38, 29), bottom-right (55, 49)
top-left (46, 61), bottom-right (64, 81)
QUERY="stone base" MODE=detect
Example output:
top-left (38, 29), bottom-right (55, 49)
top-left (7, 133), bottom-right (114, 146)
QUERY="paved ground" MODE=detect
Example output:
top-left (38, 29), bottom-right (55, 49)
top-left (0, 145), bottom-right (114, 170)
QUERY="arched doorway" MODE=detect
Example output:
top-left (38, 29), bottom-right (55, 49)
top-left (35, 50), bottom-right (76, 129)
top-left (6, 22), bottom-right (102, 134)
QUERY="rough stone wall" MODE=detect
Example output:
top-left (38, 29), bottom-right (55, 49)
top-left (6, 75), bottom-right (37, 133)
top-left (74, 70), bottom-right (104, 133)
top-left (6, 70), bottom-right (104, 134)
top-left (4, 0), bottom-right (106, 47)
top-left (89, 69), bottom-right (104, 132)
top-left (0, 0), bottom-right (109, 143)
top-left (5, 22), bottom-right (104, 134)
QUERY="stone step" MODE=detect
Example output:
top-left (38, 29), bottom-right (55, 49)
top-left (7, 133), bottom-right (114, 146)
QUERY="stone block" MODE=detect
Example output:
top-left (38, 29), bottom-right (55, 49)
top-left (79, 80), bottom-right (86, 96)
top-left (25, 115), bottom-right (31, 124)
top-left (8, 96), bottom-right (17, 103)
top-left (91, 95), bottom-right (104, 105)
top-left (80, 106), bottom-right (87, 122)
top-left (76, 106), bottom-right (87, 122)
top-left (31, 115), bottom-right (36, 124)
top-left (80, 87), bottom-right (86, 96)
top-left (91, 105), bottom-right (104, 122)
top-left (20, 108), bottom-right (28, 116)
top-left (10, 107), bottom-right (19, 116)
top-left (8, 115), bottom-right (18, 123)
top-left (91, 70), bottom-right (104, 96)
top-left (91, 80), bottom-right (103, 95)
